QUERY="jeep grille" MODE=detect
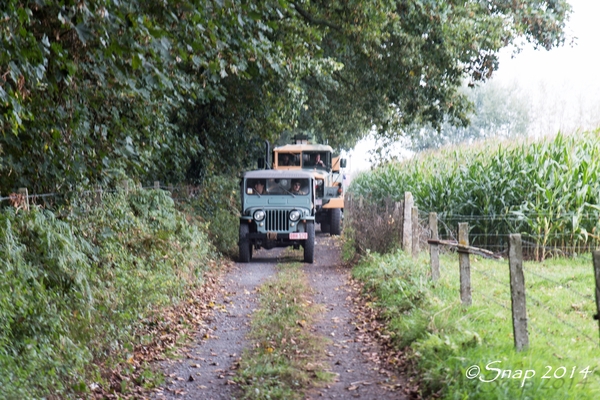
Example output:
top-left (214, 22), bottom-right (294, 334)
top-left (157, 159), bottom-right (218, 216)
top-left (266, 210), bottom-right (290, 232)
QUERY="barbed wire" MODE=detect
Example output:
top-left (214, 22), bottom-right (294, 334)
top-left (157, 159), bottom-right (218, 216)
top-left (425, 211), bottom-right (600, 219)
top-left (526, 320), bottom-right (587, 362)
top-left (434, 234), bottom-right (598, 255)
top-left (472, 267), bottom-right (509, 286)
top-left (356, 200), bottom-right (600, 220)
top-left (523, 267), bottom-right (595, 302)
top-left (477, 290), bottom-right (511, 311)
top-left (0, 185), bottom-right (193, 198)
top-left (0, 184), bottom-right (197, 211)
top-left (473, 268), bottom-right (598, 353)
top-left (447, 241), bottom-right (595, 300)
top-left (527, 292), bottom-right (597, 345)
top-left (469, 289), bottom-right (586, 357)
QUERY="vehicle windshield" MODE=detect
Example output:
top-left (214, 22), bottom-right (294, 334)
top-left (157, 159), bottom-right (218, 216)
top-left (302, 152), bottom-right (329, 170)
top-left (277, 153), bottom-right (300, 166)
top-left (246, 178), bottom-right (310, 196)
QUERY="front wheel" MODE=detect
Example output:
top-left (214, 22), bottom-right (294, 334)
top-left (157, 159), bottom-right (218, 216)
top-left (239, 223), bottom-right (251, 263)
top-left (330, 208), bottom-right (342, 236)
top-left (303, 221), bottom-right (315, 263)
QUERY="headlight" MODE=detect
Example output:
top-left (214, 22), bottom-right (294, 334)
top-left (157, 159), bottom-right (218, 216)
top-left (289, 210), bottom-right (301, 221)
top-left (254, 210), bottom-right (265, 221)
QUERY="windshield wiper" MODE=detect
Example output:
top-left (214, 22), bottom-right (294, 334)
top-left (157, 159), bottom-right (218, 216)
top-left (278, 184), bottom-right (295, 197)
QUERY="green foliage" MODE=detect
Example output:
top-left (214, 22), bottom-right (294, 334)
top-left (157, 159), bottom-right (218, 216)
top-left (352, 251), bottom-right (600, 399)
top-left (0, 188), bottom-right (214, 398)
top-left (1, 0), bottom-right (572, 194)
top-left (188, 174), bottom-right (240, 257)
top-left (350, 131), bottom-right (600, 259)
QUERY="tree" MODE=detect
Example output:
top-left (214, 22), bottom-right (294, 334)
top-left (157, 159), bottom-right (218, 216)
top-left (286, 0), bottom-right (571, 149)
top-left (1, 0), bottom-right (572, 194)
top-left (406, 81), bottom-right (531, 152)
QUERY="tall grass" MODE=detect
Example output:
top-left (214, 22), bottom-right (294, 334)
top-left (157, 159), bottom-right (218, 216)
top-left (350, 131), bottom-right (600, 260)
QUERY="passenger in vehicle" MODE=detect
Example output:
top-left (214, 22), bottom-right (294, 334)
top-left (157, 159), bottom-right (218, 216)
top-left (279, 154), bottom-right (296, 166)
top-left (313, 153), bottom-right (325, 168)
top-left (253, 180), bottom-right (265, 195)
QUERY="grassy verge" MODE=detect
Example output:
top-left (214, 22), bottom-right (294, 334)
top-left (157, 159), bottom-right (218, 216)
top-left (236, 260), bottom-right (334, 399)
top-left (352, 249), bottom-right (600, 399)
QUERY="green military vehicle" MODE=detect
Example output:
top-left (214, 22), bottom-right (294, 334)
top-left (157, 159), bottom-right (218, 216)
top-left (270, 138), bottom-right (346, 235)
top-left (239, 169), bottom-right (316, 263)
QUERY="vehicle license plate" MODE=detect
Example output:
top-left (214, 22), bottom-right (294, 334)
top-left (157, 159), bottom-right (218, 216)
top-left (289, 232), bottom-right (308, 240)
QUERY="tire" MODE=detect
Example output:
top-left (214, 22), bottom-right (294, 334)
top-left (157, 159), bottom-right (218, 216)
top-left (239, 223), bottom-right (251, 263)
top-left (303, 221), bottom-right (315, 264)
top-left (330, 208), bottom-right (342, 236)
top-left (320, 222), bottom-right (330, 234)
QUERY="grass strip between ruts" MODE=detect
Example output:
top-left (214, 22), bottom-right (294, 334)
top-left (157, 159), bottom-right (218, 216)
top-left (235, 260), bottom-right (335, 399)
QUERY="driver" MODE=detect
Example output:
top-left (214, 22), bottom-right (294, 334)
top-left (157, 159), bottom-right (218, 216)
top-left (291, 180), bottom-right (306, 195)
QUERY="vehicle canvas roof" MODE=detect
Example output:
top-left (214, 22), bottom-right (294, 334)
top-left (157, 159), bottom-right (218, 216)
top-left (243, 169), bottom-right (314, 180)
top-left (273, 144), bottom-right (333, 152)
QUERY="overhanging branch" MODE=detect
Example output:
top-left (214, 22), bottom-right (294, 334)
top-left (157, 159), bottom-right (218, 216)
top-left (291, 2), bottom-right (342, 31)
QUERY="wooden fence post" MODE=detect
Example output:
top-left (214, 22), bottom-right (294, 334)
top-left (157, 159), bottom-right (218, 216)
top-left (458, 222), bottom-right (471, 306)
top-left (403, 192), bottom-right (413, 252)
top-left (94, 185), bottom-right (103, 205)
top-left (122, 180), bottom-right (129, 193)
top-left (18, 188), bottom-right (29, 211)
top-left (429, 212), bottom-right (440, 281)
top-left (592, 251), bottom-right (600, 345)
top-left (509, 234), bottom-right (529, 351)
top-left (411, 206), bottom-right (419, 258)
top-left (154, 181), bottom-right (160, 190)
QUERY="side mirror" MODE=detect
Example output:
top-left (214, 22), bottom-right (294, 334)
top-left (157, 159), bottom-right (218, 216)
top-left (257, 158), bottom-right (265, 169)
top-left (340, 159), bottom-right (347, 168)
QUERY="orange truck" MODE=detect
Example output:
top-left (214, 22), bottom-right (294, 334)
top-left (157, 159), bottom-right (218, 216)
top-left (267, 137), bottom-right (346, 235)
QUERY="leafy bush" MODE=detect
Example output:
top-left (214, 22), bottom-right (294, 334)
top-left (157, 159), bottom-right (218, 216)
top-left (344, 196), bottom-right (403, 254)
top-left (189, 174), bottom-right (240, 257)
top-left (0, 187), bottom-right (214, 398)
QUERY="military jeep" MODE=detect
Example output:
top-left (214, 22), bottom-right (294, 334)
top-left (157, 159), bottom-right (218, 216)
top-left (239, 170), bottom-right (316, 263)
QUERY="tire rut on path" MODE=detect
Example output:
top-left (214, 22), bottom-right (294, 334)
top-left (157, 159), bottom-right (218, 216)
top-left (152, 251), bottom-right (281, 400)
top-left (304, 235), bottom-right (407, 399)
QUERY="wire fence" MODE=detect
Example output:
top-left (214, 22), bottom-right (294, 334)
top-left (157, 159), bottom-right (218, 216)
top-left (346, 191), bottom-right (600, 352)
top-left (0, 181), bottom-right (202, 212)
top-left (411, 205), bottom-right (600, 261)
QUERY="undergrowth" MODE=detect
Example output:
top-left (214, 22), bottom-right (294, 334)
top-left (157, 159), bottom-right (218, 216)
top-left (186, 174), bottom-right (240, 258)
top-left (0, 187), bottom-right (215, 398)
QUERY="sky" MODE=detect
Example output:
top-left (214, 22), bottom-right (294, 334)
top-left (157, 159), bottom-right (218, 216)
top-left (346, 0), bottom-right (600, 174)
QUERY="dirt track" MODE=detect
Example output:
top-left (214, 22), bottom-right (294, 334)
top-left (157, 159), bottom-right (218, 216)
top-left (152, 233), bottom-right (409, 399)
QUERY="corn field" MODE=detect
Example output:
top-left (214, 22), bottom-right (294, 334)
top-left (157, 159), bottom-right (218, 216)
top-left (349, 131), bottom-right (600, 260)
